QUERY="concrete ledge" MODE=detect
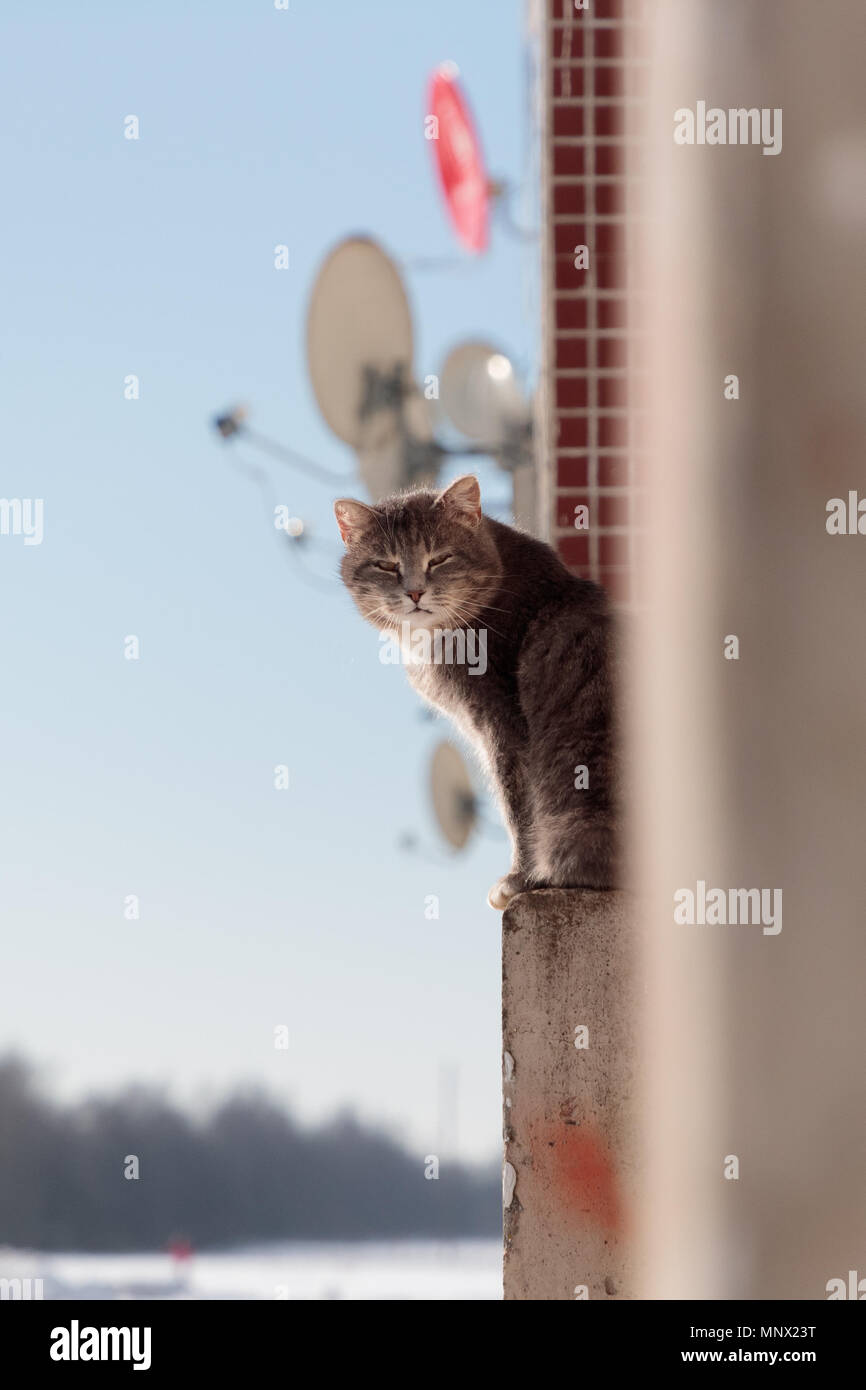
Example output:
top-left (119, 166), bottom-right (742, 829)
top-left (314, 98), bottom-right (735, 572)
top-left (502, 888), bottom-right (638, 1300)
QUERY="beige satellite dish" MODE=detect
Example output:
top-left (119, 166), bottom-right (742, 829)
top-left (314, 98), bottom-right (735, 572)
top-left (307, 236), bottom-right (440, 499)
top-left (430, 740), bottom-right (477, 850)
top-left (307, 237), bottom-right (413, 446)
top-left (439, 340), bottom-right (532, 468)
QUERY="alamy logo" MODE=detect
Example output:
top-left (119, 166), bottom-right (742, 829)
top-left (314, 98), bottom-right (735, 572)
top-left (674, 880), bottom-right (782, 935)
top-left (826, 1270), bottom-right (866, 1299)
top-left (0, 497), bottom-right (43, 545)
top-left (50, 1320), bottom-right (151, 1371)
top-left (379, 623), bottom-right (488, 676)
top-left (674, 102), bottom-right (782, 157)
top-left (826, 492), bottom-right (866, 534)
top-left (0, 1277), bottom-right (43, 1299)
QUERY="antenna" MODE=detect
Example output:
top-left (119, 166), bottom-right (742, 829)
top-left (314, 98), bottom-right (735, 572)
top-left (213, 405), bottom-right (350, 486)
top-left (306, 236), bottom-right (442, 499)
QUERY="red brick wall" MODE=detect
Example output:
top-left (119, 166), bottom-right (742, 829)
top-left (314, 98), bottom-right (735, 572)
top-left (541, 0), bottom-right (646, 604)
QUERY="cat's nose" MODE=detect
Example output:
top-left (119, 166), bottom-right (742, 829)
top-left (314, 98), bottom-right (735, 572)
top-left (406, 589), bottom-right (425, 605)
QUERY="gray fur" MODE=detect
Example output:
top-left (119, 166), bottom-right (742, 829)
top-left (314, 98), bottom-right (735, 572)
top-left (335, 476), bottom-right (620, 907)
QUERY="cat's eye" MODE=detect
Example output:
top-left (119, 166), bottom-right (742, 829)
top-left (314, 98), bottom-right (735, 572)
top-left (374, 560), bottom-right (400, 573)
top-left (427, 553), bottom-right (452, 570)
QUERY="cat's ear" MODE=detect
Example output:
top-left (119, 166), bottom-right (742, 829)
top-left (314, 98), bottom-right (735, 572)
top-left (435, 474), bottom-right (482, 528)
top-left (334, 498), bottom-right (376, 545)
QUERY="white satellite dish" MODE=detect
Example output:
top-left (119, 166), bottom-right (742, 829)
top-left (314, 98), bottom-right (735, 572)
top-left (430, 740), bottom-right (477, 851)
top-left (307, 236), bottom-right (440, 499)
top-left (439, 340), bottom-right (532, 469)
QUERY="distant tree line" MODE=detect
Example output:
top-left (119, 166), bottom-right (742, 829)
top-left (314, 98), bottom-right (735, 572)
top-left (0, 1056), bottom-right (499, 1250)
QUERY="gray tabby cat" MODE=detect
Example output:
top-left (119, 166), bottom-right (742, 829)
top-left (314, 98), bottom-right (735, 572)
top-left (335, 475), bottom-right (620, 909)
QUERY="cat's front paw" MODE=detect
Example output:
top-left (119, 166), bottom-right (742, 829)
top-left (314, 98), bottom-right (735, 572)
top-left (487, 873), bottom-right (527, 911)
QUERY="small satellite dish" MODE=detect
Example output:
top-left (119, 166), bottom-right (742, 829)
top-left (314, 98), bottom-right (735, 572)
top-left (428, 63), bottom-right (490, 254)
top-left (430, 740), bottom-right (477, 851)
top-left (306, 236), bottom-right (441, 498)
top-left (439, 340), bottom-right (532, 469)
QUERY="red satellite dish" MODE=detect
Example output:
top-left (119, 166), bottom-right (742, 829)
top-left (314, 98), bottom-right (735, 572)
top-left (427, 63), bottom-right (490, 254)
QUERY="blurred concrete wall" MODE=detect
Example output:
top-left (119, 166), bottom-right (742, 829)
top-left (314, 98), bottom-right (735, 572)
top-left (636, 0), bottom-right (866, 1298)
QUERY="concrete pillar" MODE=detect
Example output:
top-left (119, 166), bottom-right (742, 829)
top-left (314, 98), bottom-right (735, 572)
top-left (502, 889), bottom-right (638, 1300)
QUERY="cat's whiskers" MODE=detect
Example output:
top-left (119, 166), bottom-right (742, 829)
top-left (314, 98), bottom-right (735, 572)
top-left (443, 599), bottom-right (507, 642)
top-left (438, 600), bottom-right (474, 629)
top-left (361, 602), bottom-right (400, 633)
top-left (439, 606), bottom-right (469, 633)
top-left (440, 595), bottom-right (482, 626)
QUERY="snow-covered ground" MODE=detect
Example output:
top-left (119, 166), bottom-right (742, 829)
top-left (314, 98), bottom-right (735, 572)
top-left (0, 1239), bottom-right (502, 1301)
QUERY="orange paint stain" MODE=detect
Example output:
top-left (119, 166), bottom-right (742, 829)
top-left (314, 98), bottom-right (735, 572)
top-left (535, 1119), bottom-right (623, 1232)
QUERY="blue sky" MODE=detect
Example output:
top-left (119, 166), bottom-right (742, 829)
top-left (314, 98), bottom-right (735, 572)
top-left (0, 0), bottom-right (533, 1161)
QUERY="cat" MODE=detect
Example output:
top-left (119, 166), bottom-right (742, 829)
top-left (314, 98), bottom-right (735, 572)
top-left (335, 474), bottom-right (621, 909)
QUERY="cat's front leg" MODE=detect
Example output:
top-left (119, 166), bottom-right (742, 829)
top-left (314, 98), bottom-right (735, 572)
top-left (487, 871), bottom-right (527, 911)
top-left (485, 744), bottom-right (531, 911)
